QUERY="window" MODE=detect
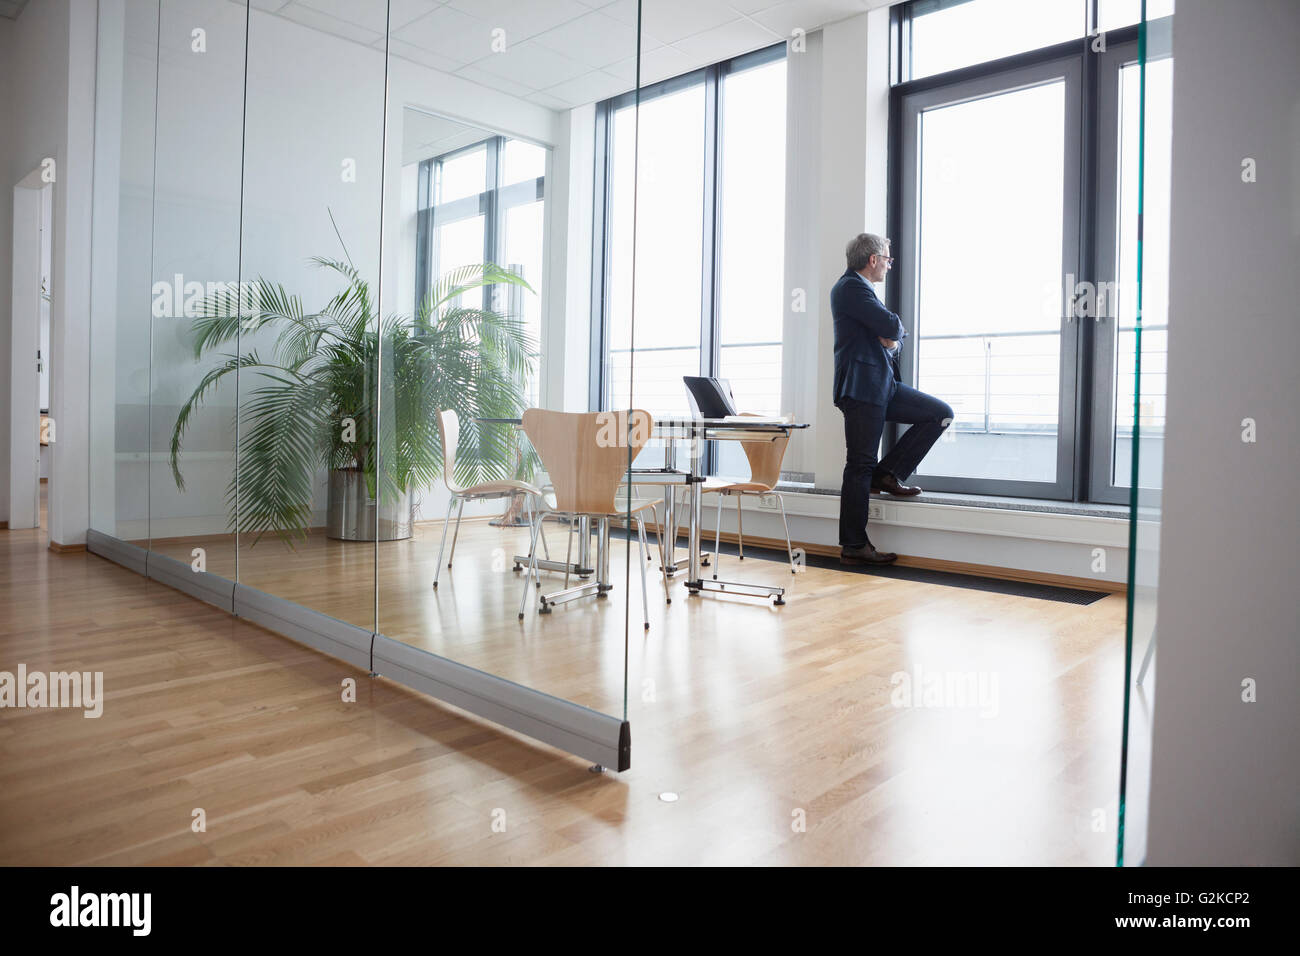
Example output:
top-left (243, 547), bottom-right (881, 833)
top-left (416, 135), bottom-right (546, 405)
top-left (891, 0), bottom-right (1173, 501)
top-left (594, 44), bottom-right (787, 472)
top-left (908, 0), bottom-right (1087, 80)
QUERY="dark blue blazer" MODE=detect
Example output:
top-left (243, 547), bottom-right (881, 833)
top-left (830, 269), bottom-right (906, 407)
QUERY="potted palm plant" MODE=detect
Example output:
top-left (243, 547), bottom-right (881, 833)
top-left (169, 256), bottom-right (536, 545)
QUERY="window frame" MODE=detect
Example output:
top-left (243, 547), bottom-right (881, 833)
top-left (894, 52), bottom-right (1084, 499)
top-left (1088, 25), bottom-right (1172, 507)
top-left (888, 1), bottom-right (1170, 503)
top-left (590, 41), bottom-right (788, 438)
top-left (414, 133), bottom-right (545, 317)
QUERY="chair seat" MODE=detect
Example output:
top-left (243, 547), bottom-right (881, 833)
top-left (554, 497), bottom-right (661, 518)
top-left (454, 478), bottom-right (542, 498)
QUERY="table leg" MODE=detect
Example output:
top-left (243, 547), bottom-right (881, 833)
top-left (598, 517), bottom-right (611, 595)
top-left (662, 435), bottom-right (678, 573)
top-left (687, 434), bottom-right (702, 590)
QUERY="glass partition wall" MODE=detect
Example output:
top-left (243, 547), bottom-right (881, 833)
top-left (1117, 5), bottom-right (1172, 867)
top-left (88, 0), bottom-right (641, 770)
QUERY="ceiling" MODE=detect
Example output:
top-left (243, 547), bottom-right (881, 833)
top-left (253, 0), bottom-right (900, 112)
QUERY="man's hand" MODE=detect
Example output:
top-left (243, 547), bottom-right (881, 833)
top-left (879, 337), bottom-right (898, 350)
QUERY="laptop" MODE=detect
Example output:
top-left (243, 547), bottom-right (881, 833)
top-left (683, 376), bottom-right (738, 419)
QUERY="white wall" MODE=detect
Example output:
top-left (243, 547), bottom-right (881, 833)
top-left (0, 13), bottom-right (11, 523)
top-left (0, 0), bottom-right (95, 545)
top-left (1143, 0), bottom-right (1300, 865)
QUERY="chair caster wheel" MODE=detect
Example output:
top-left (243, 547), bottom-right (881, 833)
top-left (513, 564), bottom-right (522, 572)
top-left (774, 597), bottom-right (785, 606)
top-left (540, 604), bottom-right (552, 614)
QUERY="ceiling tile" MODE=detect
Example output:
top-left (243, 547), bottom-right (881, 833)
top-left (295, 0), bottom-right (442, 34)
top-left (728, 0), bottom-right (787, 13)
top-left (278, 3), bottom-right (384, 46)
top-left (395, 3), bottom-right (497, 61)
top-left (383, 35), bottom-right (468, 72)
top-left (671, 16), bottom-right (780, 64)
top-left (752, 0), bottom-right (873, 37)
top-left (469, 38), bottom-right (590, 89)
top-left (638, 0), bottom-right (738, 44)
top-left (453, 63), bottom-right (539, 100)
top-left (525, 90), bottom-right (574, 112)
top-left (607, 43), bottom-right (698, 86)
top-left (540, 69), bottom-right (630, 107)
top-left (531, 10), bottom-right (647, 70)
top-left (445, 0), bottom-right (590, 43)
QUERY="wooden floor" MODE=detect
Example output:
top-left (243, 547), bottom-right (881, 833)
top-left (1, 493), bottom-right (1129, 865)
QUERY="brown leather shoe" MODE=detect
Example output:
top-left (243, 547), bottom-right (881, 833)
top-left (872, 472), bottom-right (922, 496)
top-left (841, 544), bottom-right (898, 565)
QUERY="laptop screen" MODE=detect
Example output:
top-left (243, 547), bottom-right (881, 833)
top-left (683, 377), bottom-right (738, 418)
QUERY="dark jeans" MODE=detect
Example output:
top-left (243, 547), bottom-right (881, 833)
top-left (838, 384), bottom-right (954, 549)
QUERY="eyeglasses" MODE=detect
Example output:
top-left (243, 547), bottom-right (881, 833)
top-left (873, 254), bottom-right (895, 265)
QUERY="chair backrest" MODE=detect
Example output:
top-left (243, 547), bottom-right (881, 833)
top-left (522, 409), bottom-right (652, 515)
top-left (436, 409), bottom-right (464, 494)
top-left (737, 413), bottom-right (791, 490)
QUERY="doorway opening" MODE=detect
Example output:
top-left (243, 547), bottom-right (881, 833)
top-left (8, 167), bottom-right (53, 540)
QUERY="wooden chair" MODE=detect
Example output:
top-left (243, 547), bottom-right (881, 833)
top-left (518, 409), bottom-right (668, 629)
top-left (433, 409), bottom-right (547, 589)
top-left (699, 414), bottom-right (797, 577)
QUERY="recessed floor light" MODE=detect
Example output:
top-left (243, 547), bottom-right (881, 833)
top-left (659, 791), bottom-right (679, 803)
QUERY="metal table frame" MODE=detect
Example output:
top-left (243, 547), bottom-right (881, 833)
top-left (655, 418), bottom-right (809, 606)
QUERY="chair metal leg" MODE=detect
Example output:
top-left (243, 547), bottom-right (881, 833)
top-left (736, 494), bottom-right (744, 560)
top-left (447, 498), bottom-right (465, 568)
top-left (635, 515), bottom-right (651, 630)
top-left (537, 499), bottom-right (551, 560)
top-left (433, 495), bottom-right (457, 588)
top-left (563, 514), bottom-right (575, 590)
top-left (653, 503), bottom-right (671, 602)
top-left (523, 495), bottom-right (551, 563)
top-left (518, 509), bottom-right (543, 619)
top-left (776, 492), bottom-right (796, 574)
top-left (713, 493), bottom-right (723, 580)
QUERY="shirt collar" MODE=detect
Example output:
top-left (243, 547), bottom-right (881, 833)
top-left (855, 271), bottom-right (876, 295)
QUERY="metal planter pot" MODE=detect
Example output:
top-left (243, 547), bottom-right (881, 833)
top-left (326, 468), bottom-right (413, 541)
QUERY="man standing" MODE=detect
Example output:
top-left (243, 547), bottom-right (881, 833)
top-left (831, 233), bottom-right (953, 565)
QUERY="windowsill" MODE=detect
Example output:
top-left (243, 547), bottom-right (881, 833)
top-left (776, 483), bottom-right (1129, 520)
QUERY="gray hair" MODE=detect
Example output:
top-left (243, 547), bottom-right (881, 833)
top-left (846, 233), bottom-right (890, 272)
